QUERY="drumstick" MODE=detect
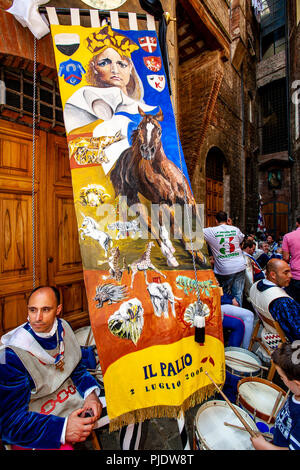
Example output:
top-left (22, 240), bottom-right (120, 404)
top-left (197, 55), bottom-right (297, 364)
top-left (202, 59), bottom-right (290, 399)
top-left (226, 356), bottom-right (268, 371)
top-left (267, 391), bottom-right (283, 424)
top-left (223, 422), bottom-right (273, 439)
top-left (205, 371), bottom-right (258, 438)
top-left (277, 389), bottom-right (290, 412)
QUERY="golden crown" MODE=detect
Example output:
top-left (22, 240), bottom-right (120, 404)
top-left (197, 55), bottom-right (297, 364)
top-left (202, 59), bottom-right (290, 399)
top-left (86, 25), bottom-right (139, 58)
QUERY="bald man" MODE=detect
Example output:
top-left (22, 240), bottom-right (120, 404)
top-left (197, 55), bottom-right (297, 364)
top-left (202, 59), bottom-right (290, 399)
top-left (0, 286), bottom-right (102, 449)
top-left (0, 286), bottom-right (143, 450)
top-left (249, 259), bottom-right (300, 342)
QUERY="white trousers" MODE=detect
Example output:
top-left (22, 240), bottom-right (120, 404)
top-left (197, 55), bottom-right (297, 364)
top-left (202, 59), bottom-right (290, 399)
top-left (221, 304), bottom-right (254, 349)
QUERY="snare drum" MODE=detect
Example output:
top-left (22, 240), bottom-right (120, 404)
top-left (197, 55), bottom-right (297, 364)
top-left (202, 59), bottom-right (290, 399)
top-left (237, 377), bottom-right (286, 434)
top-left (194, 400), bottom-right (258, 450)
top-left (223, 347), bottom-right (262, 403)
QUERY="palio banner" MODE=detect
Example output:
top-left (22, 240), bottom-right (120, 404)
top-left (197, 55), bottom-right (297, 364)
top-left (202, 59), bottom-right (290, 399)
top-left (50, 20), bottom-right (225, 430)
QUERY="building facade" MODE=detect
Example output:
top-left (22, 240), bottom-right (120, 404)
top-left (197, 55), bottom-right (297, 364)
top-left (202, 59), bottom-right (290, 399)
top-left (177, 0), bottom-right (300, 238)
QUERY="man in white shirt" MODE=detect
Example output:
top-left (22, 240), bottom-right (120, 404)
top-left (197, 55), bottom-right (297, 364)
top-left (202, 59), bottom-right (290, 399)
top-left (203, 211), bottom-right (246, 307)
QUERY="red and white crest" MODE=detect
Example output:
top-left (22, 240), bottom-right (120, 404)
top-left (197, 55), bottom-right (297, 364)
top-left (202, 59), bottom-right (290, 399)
top-left (138, 36), bottom-right (157, 53)
top-left (143, 56), bottom-right (162, 72)
top-left (147, 74), bottom-right (166, 92)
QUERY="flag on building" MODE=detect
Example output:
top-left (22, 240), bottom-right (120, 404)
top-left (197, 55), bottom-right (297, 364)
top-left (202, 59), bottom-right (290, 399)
top-left (257, 196), bottom-right (266, 233)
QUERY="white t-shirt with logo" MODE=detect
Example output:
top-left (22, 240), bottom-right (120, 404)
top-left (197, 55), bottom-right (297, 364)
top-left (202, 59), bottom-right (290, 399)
top-left (203, 224), bottom-right (246, 275)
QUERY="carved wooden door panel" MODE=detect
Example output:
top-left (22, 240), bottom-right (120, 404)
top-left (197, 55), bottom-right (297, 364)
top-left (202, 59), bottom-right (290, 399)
top-left (44, 133), bottom-right (89, 330)
top-left (205, 177), bottom-right (224, 227)
top-left (0, 121), bottom-right (88, 336)
top-left (263, 201), bottom-right (289, 241)
top-left (0, 120), bottom-right (40, 334)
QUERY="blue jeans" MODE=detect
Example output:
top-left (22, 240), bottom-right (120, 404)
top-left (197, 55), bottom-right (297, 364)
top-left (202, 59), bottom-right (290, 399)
top-left (216, 269), bottom-right (246, 307)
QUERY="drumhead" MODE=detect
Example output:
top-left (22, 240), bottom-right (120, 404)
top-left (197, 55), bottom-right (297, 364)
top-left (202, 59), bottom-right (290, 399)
top-left (195, 400), bottom-right (257, 450)
top-left (237, 378), bottom-right (286, 422)
top-left (225, 347), bottom-right (262, 377)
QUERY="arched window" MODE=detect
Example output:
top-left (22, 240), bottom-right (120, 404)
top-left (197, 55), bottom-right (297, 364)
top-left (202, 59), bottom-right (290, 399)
top-left (205, 147), bottom-right (225, 227)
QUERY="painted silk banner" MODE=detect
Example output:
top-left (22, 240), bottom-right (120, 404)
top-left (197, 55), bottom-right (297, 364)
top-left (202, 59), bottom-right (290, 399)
top-left (50, 20), bottom-right (225, 430)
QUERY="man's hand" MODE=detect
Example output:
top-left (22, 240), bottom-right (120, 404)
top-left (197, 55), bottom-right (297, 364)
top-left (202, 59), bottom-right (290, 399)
top-left (83, 390), bottom-right (102, 420)
top-left (65, 408), bottom-right (98, 443)
top-left (232, 298), bottom-right (240, 307)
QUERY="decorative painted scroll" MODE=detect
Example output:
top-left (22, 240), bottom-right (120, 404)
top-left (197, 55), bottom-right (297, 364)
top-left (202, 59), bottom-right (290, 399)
top-left (49, 14), bottom-right (225, 430)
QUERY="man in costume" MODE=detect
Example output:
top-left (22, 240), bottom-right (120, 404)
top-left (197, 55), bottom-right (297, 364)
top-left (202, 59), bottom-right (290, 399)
top-left (254, 240), bottom-right (270, 270)
top-left (242, 238), bottom-right (265, 300)
top-left (249, 259), bottom-right (300, 343)
top-left (266, 234), bottom-right (278, 257)
top-left (0, 286), bottom-right (141, 450)
top-left (0, 286), bottom-right (102, 449)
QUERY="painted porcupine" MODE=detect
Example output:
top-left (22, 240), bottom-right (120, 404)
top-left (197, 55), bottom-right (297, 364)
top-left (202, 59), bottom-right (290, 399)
top-left (94, 283), bottom-right (127, 309)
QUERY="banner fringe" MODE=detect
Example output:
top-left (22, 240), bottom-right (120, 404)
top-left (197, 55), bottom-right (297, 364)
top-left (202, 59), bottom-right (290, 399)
top-left (108, 382), bottom-right (220, 432)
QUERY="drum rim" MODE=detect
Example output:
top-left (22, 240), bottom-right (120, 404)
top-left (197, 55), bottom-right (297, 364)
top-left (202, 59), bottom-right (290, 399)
top-left (225, 347), bottom-right (262, 378)
top-left (237, 377), bottom-right (286, 423)
top-left (194, 399), bottom-right (258, 449)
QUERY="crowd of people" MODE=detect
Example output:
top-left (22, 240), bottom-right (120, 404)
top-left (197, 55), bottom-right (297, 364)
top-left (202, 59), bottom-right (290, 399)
top-left (204, 211), bottom-right (300, 450)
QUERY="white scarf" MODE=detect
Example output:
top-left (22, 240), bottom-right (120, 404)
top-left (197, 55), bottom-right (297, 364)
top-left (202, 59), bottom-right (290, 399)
top-left (0, 319), bottom-right (59, 365)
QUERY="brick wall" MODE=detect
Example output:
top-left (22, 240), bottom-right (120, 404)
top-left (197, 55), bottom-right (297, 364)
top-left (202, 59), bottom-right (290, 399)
top-left (289, 3), bottom-right (300, 223)
top-left (178, 3), bottom-right (259, 232)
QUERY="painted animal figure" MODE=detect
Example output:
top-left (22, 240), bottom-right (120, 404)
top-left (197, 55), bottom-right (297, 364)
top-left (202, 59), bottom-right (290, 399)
top-left (79, 184), bottom-right (110, 207)
top-left (110, 107), bottom-right (205, 266)
top-left (79, 215), bottom-right (112, 257)
top-left (128, 241), bottom-right (166, 289)
top-left (94, 283), bottom-right (127, 309)
top-left (107, 219), bottom-right (142, 239)
top-left (102, 246), bottom-right (126, 282)
top-left (146, 280), bottom-right (182, 319)
top-left (108, 298), bottom-right (144, 345)
top-left (69, 131), bottom-right (125, 165)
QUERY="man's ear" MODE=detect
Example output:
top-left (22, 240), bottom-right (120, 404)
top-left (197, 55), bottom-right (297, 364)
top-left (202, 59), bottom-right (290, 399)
top-left (56, 304), bottom-right (63, 317)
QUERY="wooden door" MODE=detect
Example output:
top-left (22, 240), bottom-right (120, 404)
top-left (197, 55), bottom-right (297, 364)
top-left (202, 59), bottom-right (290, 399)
top-left (263, 201), bottom-right (289, 240)
top-left (205, 177), bottom-right (224, 227)
top-left (205, 147), bottom-right (224, 227)
top-left (0, 120), bottom-right (88, 336)
top-left (45, 133), bottom-right (88, 330)
top-left (0, 120), bottom-right (39, 334)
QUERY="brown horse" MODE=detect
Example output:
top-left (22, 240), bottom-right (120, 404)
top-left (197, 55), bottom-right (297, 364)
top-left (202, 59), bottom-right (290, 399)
top-left (110, 107), bottom-right (205, 266)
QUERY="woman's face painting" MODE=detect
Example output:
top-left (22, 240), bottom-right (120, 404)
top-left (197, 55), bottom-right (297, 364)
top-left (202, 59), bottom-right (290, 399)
top-left (93, 48), bottom-right (132, 93)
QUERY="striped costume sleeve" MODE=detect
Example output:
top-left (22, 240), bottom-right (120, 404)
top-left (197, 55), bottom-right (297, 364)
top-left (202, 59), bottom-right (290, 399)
top-left (269, 297), bottom-right (300, 341)
top-left (289, 428), bottom-right (300, 450)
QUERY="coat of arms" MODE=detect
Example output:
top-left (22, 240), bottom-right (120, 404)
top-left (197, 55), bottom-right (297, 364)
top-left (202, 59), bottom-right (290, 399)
top-left (143, 56), bottom-right (162, 72)
top-left (138, 36), bottom-right (157, 53)
top-left (147, 74), bottom-right (166, 92)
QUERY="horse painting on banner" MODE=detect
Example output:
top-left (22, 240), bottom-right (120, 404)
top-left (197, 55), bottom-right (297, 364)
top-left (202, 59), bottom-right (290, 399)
top-left (110, 107), bottom-right (205, 267)
top-left (50, 20), bottom-right (225, 432)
